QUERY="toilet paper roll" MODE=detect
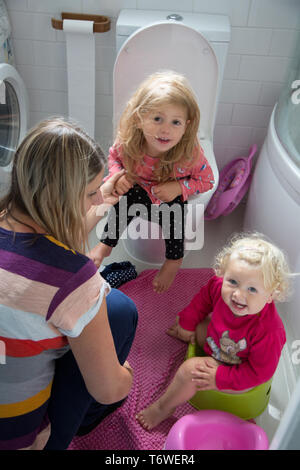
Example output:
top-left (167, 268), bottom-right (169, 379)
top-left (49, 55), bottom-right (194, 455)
top-left (63, 19), bottom-right (95, 138)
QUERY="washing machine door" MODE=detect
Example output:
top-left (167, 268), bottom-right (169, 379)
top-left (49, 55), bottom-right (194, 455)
top-left (0, 63), bottom-right (28, 167)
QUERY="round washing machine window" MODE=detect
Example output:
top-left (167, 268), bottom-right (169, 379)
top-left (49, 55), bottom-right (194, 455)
top-left (0, 80), bottom-right (20, 166)
top-left (0, 63), bottom-right (28, 167)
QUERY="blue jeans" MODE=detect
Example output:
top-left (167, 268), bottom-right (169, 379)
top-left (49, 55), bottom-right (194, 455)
top-left (44, 288), bottom-right (138, 450)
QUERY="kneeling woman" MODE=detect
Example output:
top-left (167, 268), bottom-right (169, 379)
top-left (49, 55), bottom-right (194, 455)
top-left (0, 118), bottom-right (138, 450)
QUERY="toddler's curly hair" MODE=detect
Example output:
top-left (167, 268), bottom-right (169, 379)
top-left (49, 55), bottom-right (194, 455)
top-left (214, 232), bottom-right (292, 302)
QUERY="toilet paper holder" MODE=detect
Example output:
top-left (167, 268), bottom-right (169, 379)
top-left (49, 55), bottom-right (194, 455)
top-left (51, 12), bottom-right (111, 33)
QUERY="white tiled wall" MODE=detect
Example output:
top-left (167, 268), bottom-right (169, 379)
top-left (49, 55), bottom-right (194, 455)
top-left (6, 0), bottom-right (300, 168)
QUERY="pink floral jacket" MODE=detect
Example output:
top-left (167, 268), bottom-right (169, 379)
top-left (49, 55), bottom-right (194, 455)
top-left (104, 143), bottom-right (214, 204)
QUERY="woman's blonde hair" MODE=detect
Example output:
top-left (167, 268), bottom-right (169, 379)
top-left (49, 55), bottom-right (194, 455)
top-left (0, 117), bottom-right (105, 253)
top-left (117, 70), bottom-right (201, 183)
top-left (214, 232), bottom-right (292, 301)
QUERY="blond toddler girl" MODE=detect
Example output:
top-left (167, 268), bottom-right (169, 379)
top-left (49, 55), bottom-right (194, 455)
top-left (137, 232), bottom-right (291, 430)
top-left (89, 71), bottom-right (214, 293)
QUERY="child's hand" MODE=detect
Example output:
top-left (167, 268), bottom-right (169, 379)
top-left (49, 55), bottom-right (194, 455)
top-left (152, 181), bottom-right (182, 202)
top-left (191, 357), bottom-right (219, 391)
top-left (115, 174), bottom-right (134, 195)
top-left (167, 316), bottom-right (196, 344)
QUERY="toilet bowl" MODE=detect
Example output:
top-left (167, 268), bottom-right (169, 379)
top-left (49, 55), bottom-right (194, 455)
top-left (113, 10), bottom-right (230, 264)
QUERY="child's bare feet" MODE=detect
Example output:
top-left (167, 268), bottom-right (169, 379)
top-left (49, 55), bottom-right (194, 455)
top-left (136, 401), bottom-right (174, 431)
top-left (152, 258), bottom-right (183, 293)
top-left (87, 242), bottom-right (112, 268)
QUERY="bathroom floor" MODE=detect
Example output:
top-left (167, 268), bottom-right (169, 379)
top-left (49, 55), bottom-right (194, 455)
top-left (89, 199), bottom-right (292, 444)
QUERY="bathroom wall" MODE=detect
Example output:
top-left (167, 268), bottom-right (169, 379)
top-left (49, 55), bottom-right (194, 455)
top-left (6, 0), bottom-right (300, 168)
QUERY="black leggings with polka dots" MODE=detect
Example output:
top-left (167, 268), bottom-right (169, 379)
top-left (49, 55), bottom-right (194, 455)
top-left (100, 184), bottom-right (187, 260)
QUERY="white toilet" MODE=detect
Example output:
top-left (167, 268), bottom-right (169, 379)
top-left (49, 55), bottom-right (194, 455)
top-left (113, 10), bottom-right (230, 264)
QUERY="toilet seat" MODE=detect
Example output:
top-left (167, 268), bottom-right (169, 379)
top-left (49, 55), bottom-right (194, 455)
top-left (114, 21), bottom-right (220, 264)
top-left (189, 139), bottom-right (219, 206)
top-left (114, 21), bottom-right (218, 140)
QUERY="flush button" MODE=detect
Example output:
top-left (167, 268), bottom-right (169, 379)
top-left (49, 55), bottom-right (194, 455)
top-left (166, 14), bottom-right (183, 21)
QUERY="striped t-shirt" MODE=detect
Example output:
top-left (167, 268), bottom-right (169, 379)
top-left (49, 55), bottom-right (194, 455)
top-left (0, 227), bottom-right (109, 450)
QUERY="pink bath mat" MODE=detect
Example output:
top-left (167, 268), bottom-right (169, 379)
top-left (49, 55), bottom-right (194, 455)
top-left (68, 268), bottom-right (214, 450)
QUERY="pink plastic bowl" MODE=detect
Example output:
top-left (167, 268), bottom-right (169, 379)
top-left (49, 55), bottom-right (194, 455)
top-left (165, 410), bottom-right (269, 450)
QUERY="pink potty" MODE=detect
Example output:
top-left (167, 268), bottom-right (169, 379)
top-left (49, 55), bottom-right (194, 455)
top-left (164, 410), bottom-right (269, 450)
top-left (205, 145), bottom-right (257, 220)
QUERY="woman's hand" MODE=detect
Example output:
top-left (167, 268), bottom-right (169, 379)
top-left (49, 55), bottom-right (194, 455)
top-left (100, 169), bottom-right (127, 205)
top-left (167, 316), bottom-right (196, 344)
top-left (114, 174), bottom-right (134, 196)
top-left (85, 169), bottom-right (126, 234)
top-left (152, 181), bottom-right (182, 202)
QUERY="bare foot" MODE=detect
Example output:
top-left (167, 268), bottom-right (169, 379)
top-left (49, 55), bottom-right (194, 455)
top-left (87, 242), bottom-right (112, 268)
top-left (152, 258), bottom-right (183, 293)
top-left (136, 401), bottom-right (174, 431)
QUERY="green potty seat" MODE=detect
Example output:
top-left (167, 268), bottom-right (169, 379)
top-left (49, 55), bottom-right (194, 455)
top-left (186, 342), bottom-right (272, 420)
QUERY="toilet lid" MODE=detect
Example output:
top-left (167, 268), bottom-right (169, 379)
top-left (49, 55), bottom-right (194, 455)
top-left (114, 22), bottom-right (218, 140)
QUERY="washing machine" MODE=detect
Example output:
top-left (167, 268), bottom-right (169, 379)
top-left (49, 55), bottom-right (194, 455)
top-left (0, 0), bottom-right (28, 195)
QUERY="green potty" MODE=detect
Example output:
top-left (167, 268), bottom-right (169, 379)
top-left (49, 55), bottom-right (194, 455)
top-left (186, 342), bottom-right (272, 420)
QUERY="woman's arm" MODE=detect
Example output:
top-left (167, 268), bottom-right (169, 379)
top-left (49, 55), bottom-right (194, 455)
top-left (85, 169), bottom-right (126, 233)
top-left (68, 298), bottom-right (133, 404)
